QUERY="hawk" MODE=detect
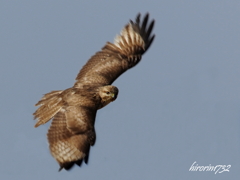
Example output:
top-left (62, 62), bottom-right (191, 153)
top-left (34, 13), bottom-right (155, 171)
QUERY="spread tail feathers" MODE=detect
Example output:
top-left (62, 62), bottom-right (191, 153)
top-left (33, 90), bottom-right (64, 127)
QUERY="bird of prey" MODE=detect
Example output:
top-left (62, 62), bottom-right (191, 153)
top-left (33, 13), bottom-right (155, 171)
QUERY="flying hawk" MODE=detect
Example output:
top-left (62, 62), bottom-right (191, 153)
top-left (34, 13), bottom-right (155, 171)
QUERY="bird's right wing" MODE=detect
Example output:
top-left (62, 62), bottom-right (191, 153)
top-left (47, 106), bottom-right (97, 171)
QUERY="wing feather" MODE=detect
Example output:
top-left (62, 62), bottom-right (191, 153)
top-left (47, 106), bottom-right (96, 171)
top-left (74, 13), bottom-right (155, 88)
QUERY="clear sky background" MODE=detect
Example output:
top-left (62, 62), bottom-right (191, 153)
top-left (0, 1), bottom-right (239, 180)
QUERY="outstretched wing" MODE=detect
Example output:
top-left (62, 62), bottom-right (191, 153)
top-left (74, 13), bottom-right (155, 88)
top-left (47, 106), bottom-right (96, 171)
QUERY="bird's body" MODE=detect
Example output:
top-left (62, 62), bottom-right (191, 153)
top-left (33, 13), bottom-right (155, 171)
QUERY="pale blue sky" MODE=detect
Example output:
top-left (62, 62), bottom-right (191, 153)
top-left (0, 1), bottom-right (240, 179)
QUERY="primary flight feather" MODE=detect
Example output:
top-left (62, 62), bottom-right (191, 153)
top-left (33, 13), bottom-right (155, 171)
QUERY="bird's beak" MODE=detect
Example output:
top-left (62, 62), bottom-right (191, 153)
top-left (111, 93), bottom-right (118, 100)
top-left (111, 93), bottom-right (115, 98)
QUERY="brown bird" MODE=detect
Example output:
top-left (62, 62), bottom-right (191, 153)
top-left (33, 13), bottom-right (155, 171)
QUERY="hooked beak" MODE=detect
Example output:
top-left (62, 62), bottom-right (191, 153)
top-left (111, 93), bottom-right (117, 100)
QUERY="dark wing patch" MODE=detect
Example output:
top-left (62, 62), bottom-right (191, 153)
top-left (74, 13), bottom-right (155, 88)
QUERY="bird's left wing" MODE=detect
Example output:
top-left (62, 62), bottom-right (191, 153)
top-left (74, 13), bottom-right (155, 88)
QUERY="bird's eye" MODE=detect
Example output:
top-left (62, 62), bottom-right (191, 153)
top-left (106, 92), bottom-right (110, 94)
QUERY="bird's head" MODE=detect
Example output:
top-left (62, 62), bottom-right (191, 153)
top-left (99, 85), bottom-right (119, 108)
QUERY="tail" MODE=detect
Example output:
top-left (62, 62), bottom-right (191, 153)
top-left (33, 90), bottom-right (64, 127)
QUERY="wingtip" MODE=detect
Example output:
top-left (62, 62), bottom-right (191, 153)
top-left (58, 166), bottom-right (63, 172)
